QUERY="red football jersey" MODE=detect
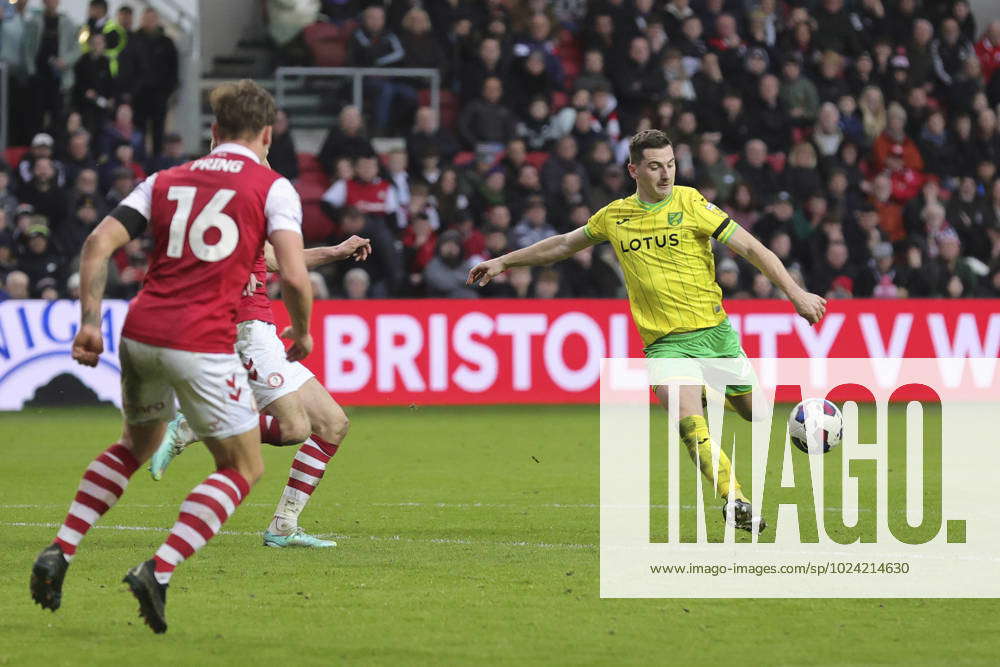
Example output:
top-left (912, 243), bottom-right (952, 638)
top-left (235, 252), bottom-right (275, 325)
top-left (120, 143), bottom-right (302, 353)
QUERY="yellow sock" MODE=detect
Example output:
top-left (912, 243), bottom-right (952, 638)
top-left (678, 415), bottom-right (747, 502)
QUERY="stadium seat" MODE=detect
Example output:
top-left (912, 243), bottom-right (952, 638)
top-left (551, 90), bottom-right (568, 111)
top-left (297, 152), bottom-right (324, 176)
top-left (303, 20), bottom-right (354, 67)
top-left (524, 152), bottom-right (549, 169)
top-left (417, 89), bottom-right (459, 131)
top-left (452, 151), bottom-right (475, 167)
top-left (4, 146), bottom-right (28, 169)
top-left (767, 152), bottom-right (786, 173)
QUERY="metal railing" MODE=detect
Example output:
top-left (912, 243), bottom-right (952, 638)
top-left (274, 66), bottom-right (441, 121)
top-left (0, 62), bottom-right (8, 153)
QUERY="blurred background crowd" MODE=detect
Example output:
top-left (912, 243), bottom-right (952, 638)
top-left (2, 0), bottom-right (1000, 302)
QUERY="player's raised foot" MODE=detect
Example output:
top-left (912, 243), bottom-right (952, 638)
top-left (722, 498), bottom-right (766, 534)
top-left (123, 560), bottom-right (168, 634)
top-left (149, 413), bottom-right (196, 481)
top-left (30, 543), bottom-right (69, 611)
top-left (263, 526), bottom-right (337, 548)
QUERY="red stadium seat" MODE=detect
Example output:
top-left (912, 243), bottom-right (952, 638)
top-left (551, 90), bottom-right (568, 111)
top-left (767, 152), bottom-right (786, 173)
top-left (452, 151), bottom-right (475, 167)
top-left (303, 20), bottom-right (354, 67)
top-left (417, 89), bottom-right (459, 131)
top-left (297, 152), bottom-right (324, 176)
top-left (301, 200), bottom-right (336, 241)
top-left (524, 152), bottom-right (549, 169)
top-left (4, 146), bottom-right (28, 169)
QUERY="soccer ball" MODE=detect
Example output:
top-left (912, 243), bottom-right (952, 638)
top-left (788, 398), bottom-right (843, 454)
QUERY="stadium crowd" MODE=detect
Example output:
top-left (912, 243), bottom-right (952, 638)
top-left (3, 0), bottom-right (1000, 301)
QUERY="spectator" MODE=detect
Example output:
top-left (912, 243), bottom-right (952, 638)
top-left (349, 4), bottom-right (414, 134)
top-left (908, 19), bottom-right (936, 89)
top-left (53, 194), bottom-right (100, 259)
top-left (785, 142), bottom-right (823, 203)
top-left (748, 74), bottom-right (791, 153)
top-left (779, 53), bottom-right (820, 126)
top-left (516, 97), bottom-right (562, 151)
top-left (98, 103), bottom-right (145, 163)
top-left (266, 0), bottom-right (318, 65)
top-left (98, 168), bottom-right (130, 210)
top-left (946, 176), bottom-right (990, 261)
top-left (424, 230), bottom-right (477, 298)
top-left (932, 230), bottom-right (978, 297)
top-left (401, 212), bottom-right (437, 295)
top-left (99, 141), bottom-right (144, 193)
top-left (511, 12), bottom-right (564, 87)
top-left (2, 0), bottom-right (36, 145)
top-left (322, 154), bottom-right (399, 227)
top-left (3, 271), bottom-right (31, 300)
top-left (716, 257), bottom-right (743, 298)
top-left (695, 141), bottom-right (739, 203)
top-left (458, 36), bottom-right (509, 106)
top-left (719, 89), bottom-right (752, 154)
top-left (549, 172), bottom-right (587, 232)
top-left (129, 7), bottom-right (177, 157)
top-left (815, 50), bottom-right (852, 103)
top-left (575, 49), bottom-right (612, 93)
top-left (431, 168), bottom-right (469, 225)
top-left (260, 109), bottom-right (297, 182)
top-left (458, 77), bottom-right (518, 149)
top-left (512, 197), bottom-right (556, 249)
top-left (333, 207), bottom-right (400, 297)
top-left (610, 36), bottom-right (666, 134)
top-left (62, 130), bottom-right (98, 187)
top-left (591, 163), bottom-right (628, 209)
top-left (541, 136), bottom-right (588, 198)
top-left (809, 240), bottom-right (856, 297)
top-left (72, 31), bottom-right (114, 135)
top-left (813, 102), bottom-right (844, 161)
top-left (509, 49), bottom-right (557, 112)
top-left (932, 18), bottom-right (975, 94)
top-left (736, 139), bottom-right (782, 203)
top-left (975, 21), bottom-right (1000, 84)
top-left (318, 106), bottom-right (375, 175)
top-left (398, 7), bottom-right (449, 77)
top-left (18, 221), bottom-right (65, 295)
top-left (342, 267), bottom-right (371, 299)
top-left (0, 169), bottom-right (17, 222)
top-left (68, 168), bottom-right (106, 216)
top-left (813, 0), bottom-right (862, 57)
top-left (26, 0), bottom-right (80, 135)
top-left (16, 158), bottom-right (67, 230)
top-left (407, 107), bottom-right (460, 166)
top-left (17, 133), bottom-right (65, 187)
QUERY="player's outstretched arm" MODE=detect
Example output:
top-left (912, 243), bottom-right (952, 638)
top-left (725, 225), bottom-right (826, 324)
top-left (467, 227), bottom-right (595, 287)
top-left (263, 236), bottom-right (372, 272)
top-left (73, 217), bottom-right (132, 366)
top-left (269, 229), bottom-right (314, 361)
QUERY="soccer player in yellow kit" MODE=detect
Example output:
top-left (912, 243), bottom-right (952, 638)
top-left (468, 130), bottom-right (826, 532)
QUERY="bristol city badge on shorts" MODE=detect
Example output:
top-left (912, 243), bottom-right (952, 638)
top-left (266, 372), bottom-right (285, 388)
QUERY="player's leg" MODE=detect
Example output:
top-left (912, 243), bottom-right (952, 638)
top-left (124, 346), bottom-right (261, 634)
top-left (264, 377), bottom-right (349, 546)
top-left (31, 338), bottom-right (174, 611)
top-left (149, 411), bottom-right (199, 480)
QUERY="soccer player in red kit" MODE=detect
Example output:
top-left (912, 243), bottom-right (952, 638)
top-left (29, 80), bottom-right (313, 634)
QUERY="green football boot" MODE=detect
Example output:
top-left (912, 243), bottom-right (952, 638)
top-left (263, 526), bottom-right (337, 548)
top-left (149, 413), bottom-right (197, 481)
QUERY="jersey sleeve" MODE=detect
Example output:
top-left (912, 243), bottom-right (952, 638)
top-left (583, 204), bottom-right (611, 242)
top-left (113, 173), bottom-right (158, 239)
top-left (690, 190), bottom-right (739, 245)
top-left (264, 177), bottom-right (303, 236)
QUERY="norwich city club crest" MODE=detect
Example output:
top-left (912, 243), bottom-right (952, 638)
top-left (668, 212), bottom-right (684, 226)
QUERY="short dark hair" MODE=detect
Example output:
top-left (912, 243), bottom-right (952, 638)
top-left (209, 79), bottom-right (277, 142)
top-left (629, 130), bottom-right (673, 164)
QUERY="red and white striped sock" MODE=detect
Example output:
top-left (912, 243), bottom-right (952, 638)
top-left (153, 469), bottom-right (250, 585)
top-left (54, 443), bottom-right (140, 562)
top-left (268, 435), bottom-right (339, 535)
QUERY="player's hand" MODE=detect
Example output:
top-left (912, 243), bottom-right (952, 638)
top-left (337, 235), bottom-right (371, 262)
top-left (467, 258), bottom-right (506, 287)
top-left (71, 324), bottom-right (104, 367)
top-left (242, 273), bottom-right (259, 297)
top-left (791, 290), bottom-right (827, 325)
top-left (280, 327), bottom-right (313, 362)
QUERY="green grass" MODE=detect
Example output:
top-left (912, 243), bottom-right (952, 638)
top-left (1, 405), bottom-right (997, 666)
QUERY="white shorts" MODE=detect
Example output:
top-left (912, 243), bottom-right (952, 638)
top-left (235, 320), bottom-right (314, 410)
top-left (120, 337), bottom-right (259, 440)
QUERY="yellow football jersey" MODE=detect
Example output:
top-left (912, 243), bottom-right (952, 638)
top-left (583, 186), bottom-right (740, 344)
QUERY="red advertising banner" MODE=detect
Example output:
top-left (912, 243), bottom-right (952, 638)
top-left (272, 299), bottom-right (1000, 405)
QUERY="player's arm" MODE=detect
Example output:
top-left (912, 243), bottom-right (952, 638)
top-left (467, 227), bottom-right (596, 287)
top-left (73, 175), bottom-right (155, 367)
top-left (724, 225), bottom-right (826, 324)
top-left (72, 216), bottom-right (132, 366)
top-left (262, 235), bottom-right (371, 272)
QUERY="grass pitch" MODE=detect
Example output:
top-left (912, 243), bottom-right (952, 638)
top-left (1, 404), bottom-right (997, 666)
